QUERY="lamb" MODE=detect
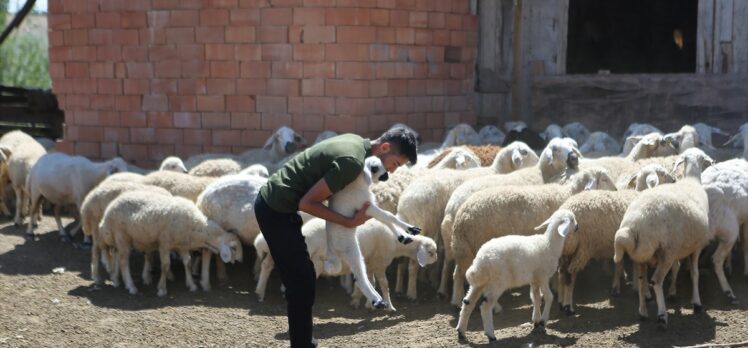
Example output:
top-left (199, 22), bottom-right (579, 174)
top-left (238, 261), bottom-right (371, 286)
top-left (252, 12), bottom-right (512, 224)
top-left (25, 153), bottom-right (129, 241)
top-left (323, 156), bottom-right (422, 309)
top-left (477, 125), bottom-right (505, 145)
top-left (456, 209), bottom-right (578, 342)
top-left (188, 158), bottom-right (242, 177)
top-left (239, 163), bottom-right (270, 178)
top-left (579, 131), bottom-right (621, 156)
top-left (664, 125), bottom-right (699, 153)
top-left (414, 123), bottom-right (481, 167)
top-left (540, 123), bottom-right (563, 141)
top-left (80, 181), bottom-right (172, 285)
top-left (98, 192), bottom-right (242, 296)
top-left (623, 122), bottom-right (662, 140)
top-left (562, 122), bottom-right (591, 145)
top-left (427, 146), bottom-right (481, 170)
top-left (448, 167), bottom-right (616, 306)
top-left (158, 156), bottom-right (188, 173)
top-left (579, 132), bottom-right (678, 184)
top-left (427, 145), bottom-right (502, 168)
top-left (0, 130), bottom-right (41, 216)
top-left (5, 136), bottom-right (46, 225)
top-left (141, 171), bottom-right (216, 202)
top-left (555, 164), bottom-right (677, 315)
top-left (693, 122), bottom-right (728, 149)
top-left (502, 124), bottom-right (546, 150)
top-left (724, 122), bottom-right (748, 159)
top-left (613, 148), bottom-right (713, 328)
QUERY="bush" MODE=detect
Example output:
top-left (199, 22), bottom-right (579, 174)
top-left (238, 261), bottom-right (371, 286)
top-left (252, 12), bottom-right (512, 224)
top-left (0, 6), bottom-right (52, 89)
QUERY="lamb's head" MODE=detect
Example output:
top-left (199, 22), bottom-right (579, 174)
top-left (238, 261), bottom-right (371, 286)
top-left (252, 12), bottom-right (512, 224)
top-left (664, 125), bottom-right (699, 153)
top-left (504, 120), bottom-right (528, 133)
top-left (478, 125), bottom-right (505, 145)
top-left (364, 156), bottom-right (389, 184)
top-left (624, 164), bottom-right (676, 191)
top-left (206, 221), bottom-right (243, 264)
top-left (493, 141), bottom-right (538, 173)
top-left (540, 123), bottom-right (563, 141)
top-left (562, 122), bottom-right (591, 145)
top-left (565, 167), bottom-right (617, 192)
top-left (442, 123), bottom-right (479, 147)
top-left (159, 156), bottom-right (187, 173)
top-left (625, 132), bottom-right (678, 160)
top-left (414, 236), bottom-right (438, 267)
top-left (313, 130), bottom-right (338, 144)
top-left (433, 147), bottom-right (481, 170)
top-left (672, 148), bottom-right (714, 180)
top-left (534, 209), bottom-right (578, 238)
top-left (106, 157), bottom-right (129, 175)
top-left (580, 131), bottom-right (621, 154)
top-left (541, 138), bottom-right (582, 171)
top-left (263, 126), bottom-right (307, 156)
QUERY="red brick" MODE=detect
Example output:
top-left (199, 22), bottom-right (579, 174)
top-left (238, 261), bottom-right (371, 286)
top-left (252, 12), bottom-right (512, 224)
top-left (182, 60), bottom-right (210, 78)
top-left (267, 79), bottom-right (300, 96)
top-left (452, 0), bottom-right (470, 14)
top-left (239, 62), bottom-right (272, 78)
top-left (388, 80), bottom-right (408, 96)
top-left (326, 8), bottom-right (370, 26)
top-left (130, 127), bottom-right (156, 144)
top-left (429, 63), bottom-right (449, 78)
top-left (124, 79), bottom-right (150, 95)
top-left (49, 31), bottom-right (64, 46)
top-left (325, 79), bottom-right (368, 97)
top-left (178, 45), bottom-right (205, 61)
top-left (293, 8), bottom-right (325, 25)
top-left (293, 44), bottom-right (325, 61)
top-left (395, 28), bottom-right (415, 44)
top-left (433, 29), bottom-right (450, 45)
top-left (90, 95), bottom-right (115, 110)
top-left (200, 9), bottom-right (230, 26)
top-left (408, 47), bottom-right (427, 62)
top-left (122, 46), bottom-right (148, 61)
top-left (326, 44), bottom-right (369, 62)
top-left (261, 113), bottom-right (293, 130)
top-left (174, 112), bottom-right (202, 128)
top-left (169, 10), bottom-right (199, 27)
top-left (210, 61), bottom-right (239, 78)
top-left (183, 129), bottom-right (212, 145)
top-left (374, 27), bottom-right (394, 43)
top-left (303, 97), bottom-right (334, 114)
top-left (226, 27), bottom-right (256, 43)
top-left (256, 96), bottom-right (287, 113)
top-left (237, 78), bottom-right (268, 95)
top-left (72, 79), bottom-right (98, 94)
top-left (206, 78), bottom-right (237, 95)
top-left (324, 115), bottom-right (356, 132)
top-left (236, 44), bottom-right (262, 61)
top-left (65, 63), bottom-right (88, 78)
top-left (390, 10), bottom-right (409, 27)
top-left (394, 62), bottom-right (414, 78)
top-left (206, 44), bottom-right (234, 60)
top-left (426, 80), bottom-right (445, 95)
top-left (373, 97), bottom-right (395, 114)
top-left (154, 61), bottom-right (182, 78)
top-left (75, 142), bottom-right (101, 159)
top-left (450, 31), bottom-right (468, 47)
top-left (97, 79), bottom-right (122, 94)
top-left (139, 27), bottom-right (166, 45)
top-left (64, 29), bottom-right (88, 46)
top-left (261, 44), bottom-right (293, 61)
top-left (196, 27), bottom-right (225, 43)
top-left (197, 96), bottom-right (225, 112)
top-left (450, 63), bottom-right (467, 79)
top-left (94, 12), bottom-right (121, 29)
top-left (258, 26), bottom-right (288, 43)
top-left (415, 29), bottom-right (432, 45)
top-left (270, 0), bottom-right (303, 7)
top-left (230, 112), bottom-right (261, 129)
top-left (301, 79), bottom-right (324, 96)
top-left (335, 98), bottom-right (375, 115)
top-left (166, 27), bottom-right (195, 44)
top-left (230, 9), bottom-right (260, 25)
top-left (395, 97), bottom-right (414, 113)
top-left (174, 144), bottom-right (203, 159)
top-left (71, 13), bottom-right (95, 29)
top-left (369, 80), bottom-right (388, 97)
top-left (446, 14), bottom-right (462, 30)
top-left (48, 14), bottom-right (71, 29)
top-left (370, 9), bottom-right (389, 26)
top-left (141, 95), bottom-right (168, 111)
top-left (202, 112), bottom-right (232, 129)
top-left (94, 46), bottom-right (120, 61)
top-left (122, 12), bottom-right (147, 28)
top-left (292, 114), bottom-right (325, 132)
top-left (103, 127), bottom-right (130, 143)
top-left (111, 29), bottom-right (139, 45)
top-left (169, 95), bottom-right (197, 111)
top-left (77, 126), bottom-right (103, 142)
top-left (150, 79), bottom-right (179, 95)
top-left (120, 112), bottom-right (147, 127)
top-left (303, 62), bottom-right (335, 78)
top-left (261, 8), bottom-right (293, 25)
top-left (410, 11), bottom-right (428, 28)
top-left (337, 26), bottom-right (377, 44)
top-left (336, 62), bottom-right (375, 79)
top-left (226, 95), bottom-right (256, 112)
top-left (147, 145), bottom-right (175, 162)
top-left (213, 130), bottom-right (242, 146)
top-left (272, 62), bottom-right (303, 78)
top-left (295, 26), bottom-right (331, 44)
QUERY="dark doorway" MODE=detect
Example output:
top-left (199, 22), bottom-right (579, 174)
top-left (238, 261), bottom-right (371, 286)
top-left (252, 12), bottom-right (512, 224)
top-left (567, 0), bottom-right (697, 74)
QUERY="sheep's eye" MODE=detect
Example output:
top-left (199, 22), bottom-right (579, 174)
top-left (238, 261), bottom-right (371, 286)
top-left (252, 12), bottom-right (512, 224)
top-left (294, 135), bottom-right (302, 141)
top-left (371, 166), bottom-right (379, 173)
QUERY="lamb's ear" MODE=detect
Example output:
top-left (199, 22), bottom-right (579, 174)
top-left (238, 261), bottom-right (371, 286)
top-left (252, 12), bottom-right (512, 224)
top-left (557, 218), bottom-right (573, 237)
top-left (583, 176), bottom-right (597, 191)
top-left (571, 147), bottom-right (584, 159)
top-left (534, 215), bottom-right (553, 231)
top-left (263, 132), bottom-right (277, 149)
top-left (220, 244), bottom-right (232, 263)
top-left (542, 146), bottom-right (555, 162)
top-left (671, 158), bottom-right (685, 176)
top-left (0, 145), bottom-right (11, 162)
top-left (625, 173), bottom-right (639, 189)
top-left (416, 244), bottom-right (428, 267)
top-left (645, 173), bottom-right (659, 189)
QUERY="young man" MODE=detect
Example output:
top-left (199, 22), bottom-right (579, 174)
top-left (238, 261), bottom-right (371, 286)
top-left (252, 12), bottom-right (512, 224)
top-left (254, 128), bottom-right (418, 348)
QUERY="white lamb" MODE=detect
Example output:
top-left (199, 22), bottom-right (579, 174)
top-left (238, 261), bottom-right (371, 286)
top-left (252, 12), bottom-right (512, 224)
top-left (477, 125), bottom-right (505, 145)
top-left (456, 209), bottom-right (578, 342)
top-left (5, 136), bottom-right (47, 225)
top-left (239, 163), bottom-right (270, 178)
top-left (188, 158), bottom-right (242, 177)
top-left (664, 125), bottom-right (700, 154)
top-left (142, 171), bottom-right (216, 202)
top-left (429, 146), bottom-right (481, 170)
top-left (540, 124), bottom-right (563, 141)
top-left (323, 156), bottom-right (422, 309)
top-left (25, 153), bottom-right (128, 241)
top-left (724, 123), bottom-right (748, 159)
top-left (579, 131), bottom-right (621, 156)
top-left (0, 130), bottom-right (41, 216)
top-left (613, 148), bottom-right (713, 328)
top-left (99, 192), bottom-right (243, 296)
top-left (158, 156), bottom-right (188, 173)
top-left (693, 122), bottom-right (728, 149)
top-left (562, 122), bottom-right (591, 145)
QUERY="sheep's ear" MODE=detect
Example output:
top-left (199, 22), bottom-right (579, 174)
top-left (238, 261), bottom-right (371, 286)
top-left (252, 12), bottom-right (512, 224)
top-left (625, 173), bottom-right (638, 189)
top-left (645, 174), bottom-right (659, 189)
top-left (557, 219), bottom-right (573, 237)
top-left (671, 158), bottom-right (685, 175)
top-left (416, 244), bottom-right (428, 267)
top-left (219, 244), bottom-right (232, 263)
top-left (263, 132), bottom-right (277, 149)
top-left (534, 215), bottom-right (553, 231)
top-left (455, 154), bottom-right (466, 167)
top-left (0, 145), bottom-right (11, 162)
top-left (723, 133), bottom-right (740, 146)
top-left (583, 176), bottom-right (597, 191)
top-left (542, 146), bottom-right (555, 162)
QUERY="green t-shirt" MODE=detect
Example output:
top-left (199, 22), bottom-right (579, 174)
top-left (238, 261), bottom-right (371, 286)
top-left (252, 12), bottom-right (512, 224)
top-left (259, 133), bottom-right (372, 213)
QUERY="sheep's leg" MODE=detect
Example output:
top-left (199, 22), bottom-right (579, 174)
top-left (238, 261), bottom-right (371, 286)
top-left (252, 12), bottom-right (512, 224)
top-left (637, 263), bottom-right (648, 319)
top-left (157, 248), bottom-right (171, 297)
top-left (394, 260), bottom-right (406, 293)
top-left (365, 205), bottom-right (415, 244)
top-left (479, 287), bottom-right (501, 341)
top-left (253, 252), bottom-right (263, 281)
top-left (24, 193), bottom-right (42, 239)
top-left (530, 284), bottom-right (542, 326)
top-left (142, 252), bottom-right (153, 285)
top-left (406, 259), bottom-right (419, 301)
top-left (340, 274), bottom-right (353, 294)
top-left (632, 262), bottom-right (640, 292)
top-left (200, 249), bottom-right (212, 291)
top-left (53, 205), bottom-right (69, 242)
top-left (456, 283), bottom-right (486, 341)
top-left (179, 250), bottom-right (198, 292)
top-left (350, 278), bottom-right (363, 308)
top-left (90, 234), bottom-right (103, 285)
top-left (341, 245), bottom-right (384, 308)
top-left (667, 261), bottom-right (680, 299)
top-left (539, 282), bottom-right (554, 329)
top-left (374, 268), bottom-right (396, 311)
top-left (611, 260), bottom-right (624, 296)
top-left (565, 272), bottom-right (577, 315)
top-left (743, 224), bottom-right (748, 276)
top-left (119, 246), bottom-right (137, 295)
top-left (215, 254), bottom-right (228, 284)
top-left (438, 256), bottom-right (453, 299)
top-left (109, 248), bottom-right (121, 288)
top-left (190, 252), bottom-right (200, 276)
top-left (255, 254), bottom-right (275, 302)
top-left (651, 259), bottom-right (672, 328)
top-left (689, 252), bottom-right (703, 312)
top-left (323, 228), bottom-right (343, 274)
top-left (451, 261), bottom-right (467, 307)
top-left (362, 272), bottom-right (377, 310)
top-left (68, 219), bottom-right (82, 238)
top-left (12, 186), bottom-right (24, 226)
top-left (713, 234), bottom-right (739, 304)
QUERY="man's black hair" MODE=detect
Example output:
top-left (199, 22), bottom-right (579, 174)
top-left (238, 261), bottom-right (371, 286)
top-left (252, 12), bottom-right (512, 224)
top-left (379, 127), bottom-right (418, 165)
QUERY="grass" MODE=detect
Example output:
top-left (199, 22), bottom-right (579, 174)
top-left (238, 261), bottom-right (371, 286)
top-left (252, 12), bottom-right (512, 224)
top-left (1, 7), bottom-right (52, 89)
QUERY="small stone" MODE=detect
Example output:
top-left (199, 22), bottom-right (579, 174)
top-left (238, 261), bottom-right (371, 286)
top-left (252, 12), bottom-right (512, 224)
top-left (52, 267), bottom-right (65, 274)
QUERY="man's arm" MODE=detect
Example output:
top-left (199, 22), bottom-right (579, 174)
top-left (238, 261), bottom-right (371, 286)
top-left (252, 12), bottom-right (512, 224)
top-left (298, 178), bottom-right (371, 229)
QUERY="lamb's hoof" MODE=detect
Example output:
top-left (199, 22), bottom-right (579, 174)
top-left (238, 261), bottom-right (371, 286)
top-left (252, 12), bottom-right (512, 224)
top-left (532, 321), bottom-right (546, 332)
top-left (397, 235), bottom-right (413, 245)
top-left (692, 303), bottom-right (704, 313)
top-left (487, 335), bottom-right (497, 342)
top-left (563, 306), bottom-right (575, 317)
top-left (24, 233), bottom-right (35, 242)
top-left (157, 289), bottom-right (167, 297)
top-left (201, 283), bottom-right (211, 292)
top-left (60, 234), bottom-right (71, 243)
top-left (457, 331), bottom-right (466, 341)
top-left (128, 287), bottom-right (138, 296)
top-left (725, 292), bottom-right (739, 306)
top-left (407, 226), bottom-right (421, 235)
top-left (188, 284), bottom-right (198, 292)
top-left (656, 315), bottom-right (668, 329)
top-left (372, 300), bottom-right (387, 309)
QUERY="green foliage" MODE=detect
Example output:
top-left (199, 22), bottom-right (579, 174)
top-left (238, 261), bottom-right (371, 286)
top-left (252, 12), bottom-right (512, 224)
top-left (0, 8), bottom-right (51, 89)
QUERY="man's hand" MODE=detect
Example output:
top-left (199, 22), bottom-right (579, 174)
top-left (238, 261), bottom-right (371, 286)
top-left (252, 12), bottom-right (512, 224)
top-left (346, 202), bottom-right (371, 228)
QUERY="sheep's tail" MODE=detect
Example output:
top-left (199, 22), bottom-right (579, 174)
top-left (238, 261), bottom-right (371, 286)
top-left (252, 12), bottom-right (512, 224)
top-left (613, 227), bottom-right (633, 264)
top-left (465, 262), bottom-right (488, 287)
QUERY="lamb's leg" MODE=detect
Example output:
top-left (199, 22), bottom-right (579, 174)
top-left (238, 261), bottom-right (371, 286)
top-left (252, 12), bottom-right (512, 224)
top-left (406, 259), bottom-right (419, 301)
top-left (456, 284), bottom-right (486, 341)
top-left (24, 193), bottom-right (42, 240)
top-left (253, 252), bottom-right (263, 281)
top-left (179, 250), bottom-right (198, 292)
top-left (438, 256), bottom-right (453, 299)
top-left (365, 204), bottom-right (419, 243)
top-left (201, 249), bottom-right (212, 291)
top-left (90, 234), bottom-right (103, 285)
top-left (142, 252), bottom-right (153, 285)
top-left (323, 226), bottom-right (343, 274)
top-left (611, 260), bottom-right (624, 296)
top-left (451, 261), bottom-right (468, 307)
top-left (12, 186), bottom-right (24, 226)
top-left (254, 254), bottom-right (275, 302)
top-left (53, 205), bottom-right (69, 242)
top-left (539, 281), bottom-right (554, 329)
top-left (394, 260), bottom-right (406, 293)
top-left (689, 252), bottom-right (703, 312)
top-left (637, 263), bottom-right (648, 319)
top-left (157, 248), bottom-right (171, 297)
top-left (350, 277), bottom-right (364, 308)
top-left (340, 274), bottom-right (353, 294)
top-left (341, 245), bottom-right (385, 308)
top-left (743, 224), bottom-right (748, 276)
top-left (713, 233), bottom-right (739, 304)
top-left (651, 259), bottom-right (673, 328)
top-left (565, 272), bottom-right (578, 315)
top-left (120, 246), bottom-right (138, 295)
top-left (479, 287), bottom-right (501, 341)
top-left (667, 261), bottom-right (681, 299)
top-left (109, 248), bottom-right (121, 288)
top-left (214, 254), bottom-right (228, 284)
top-left (530, 284), bottom-right (542, 326)
top-left (374, 268), bottom-right (396, 311)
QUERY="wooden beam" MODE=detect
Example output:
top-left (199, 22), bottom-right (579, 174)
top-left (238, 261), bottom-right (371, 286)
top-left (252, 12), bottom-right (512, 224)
top-left (697, 0), bottom-right (715, 73)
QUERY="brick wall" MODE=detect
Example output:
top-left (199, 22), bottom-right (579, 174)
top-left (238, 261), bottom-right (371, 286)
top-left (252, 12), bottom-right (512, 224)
top-left (48, 0), bottom-right (478, 167)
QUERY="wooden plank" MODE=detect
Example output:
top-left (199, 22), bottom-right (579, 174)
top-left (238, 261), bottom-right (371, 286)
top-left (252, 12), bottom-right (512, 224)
top-left (697, 0), bottom-right (714, 73)
top-left (732, 0), bottom-right (748, 72)
top-left (718, 0), bottom-right (734, 42)
top-left (556, 0), bottom-right (569, 74)
top-left (713, 0), bottom-right (722, 73)
top-left (720, 42), bottom-right (733, 73)
top-left (478, 0), bottom-right (499, 74)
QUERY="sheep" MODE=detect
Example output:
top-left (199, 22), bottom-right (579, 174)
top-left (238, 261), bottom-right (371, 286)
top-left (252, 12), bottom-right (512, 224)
top-left (579, 132), bottom-right (678, 184)
top-left (579, 131), bottom-right (621, 156)
top-left (623, 122), bottom-right (662, 140)
top-left (98, 192), bottom-right (242, 296)
top-left (442, 123), bottom-right (480, 147)
top-left (323, 156), bottom-right (421, 309)
top-left (141, 171), bottom-right (216, 202)
top-left (437, 139), bottom-right (582, 298)
top-left (25, 153), bottom-right (128, 241)
top-left (158, 156), bottom-right (188, 173)
top-left (456, 209), bottom-right (579, 342)
top-left (613, 148), bottom-right (713, 328)
top-left (427, 145), bottom-right (502, 168)
top-left (448, 166), bottom-right (616, 306)
top-left (239, 163), bottom-right (270, 178)
top-left (563, 122), bottom-right (591, 145)
top-left (555, 164), bottom-right (676, 315)
top-left (313, 130), bottom-right (338, 144)
top-left (427, 146), bottom-right (481, 170)
top-left (477, 125), bottom-right (505, 145)
top-left (0, 130), bottom-right (40, 216)
top-left (33, 137), bottom-right (56, 151)
top-left (188, 158), bottom-right (242, 177)
top-left (693, 122), bottom-right (728, 149)
top-left (5, 137), bottom-right (46, 225)
top-left (540, 124), bottom-right (563, 141)
top-left (724, 123), bottom-right (748, 159)
top-left (664, 125), bottom-right (699, 153)
top-left (80, 181), bottom-right (172, 286)
top-left (620, 163), bottom-right (678, 191)
top-left (502, 125), bottom-right (546, 150)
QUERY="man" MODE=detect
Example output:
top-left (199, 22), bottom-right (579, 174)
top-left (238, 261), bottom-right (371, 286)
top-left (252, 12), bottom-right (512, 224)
top-left (254, 128), bottom-right (418, 348)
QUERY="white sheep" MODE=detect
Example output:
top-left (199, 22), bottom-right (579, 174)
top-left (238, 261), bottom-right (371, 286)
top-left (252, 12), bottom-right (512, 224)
top-left (5, 137), bottom-right (46, 225)
top-left (25, 153), bottom-right (128, 241)
top-left (504, 121), bottom-right (528, 133)
top-left (562, 122), bottom-right (591, 145)
top-left (158, 156), bottom-right (188, 173)
top-left (579, 131), bottom-right (621, 155)
top-left (0, 130), bottom-right (40, 216)
top-left (323, 156), bottom-right (421, 309)
top-left (456, 209), bottom-right (578, 342)
top-left (724, 123), bottom-right (748, 159)
top-left (99, 192), bottom-right (242, 296)
top-left (693, 122), bottom-right (728, 149)
top-left (448, 167), bottom-right (616, 306)
top-left (429, 146), bottom-right (481, 170)
top-left (664, 125), bottom-right (699, 154)
top-left (313, 130), bottom-right (338, 144)
top-left (580, 132), bottom-right (679, 184)
top-left (142, 171), bottom-right (216, 202)
top-left (623, 122), bottom-right (662, 140)
top-left (188, 158), bottom-right (242, 177)
top-left (239, 163), bottom-right (270, 178)
top-left (80, 181), bottom-right (172, 285)
top-left (540, 124), bottom-right (563, 141)
top-left (477, 125), bottom-right (505, 145)
top-left (613, 148), bottom-right (713, 328)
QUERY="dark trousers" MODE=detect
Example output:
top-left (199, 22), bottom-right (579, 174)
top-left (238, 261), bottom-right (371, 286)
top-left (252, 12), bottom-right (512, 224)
top-left (254, 195), bottom-right (316, 348)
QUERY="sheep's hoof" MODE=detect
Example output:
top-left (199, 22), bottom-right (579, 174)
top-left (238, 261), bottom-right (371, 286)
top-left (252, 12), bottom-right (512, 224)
top-left (487, 335), bottom-right (497, 342)
top-left (532, 321), bottom-right (546, 332)
top-left (397, 235), bottom-right (413, 245)
top-left (60, 234), bottom-right (71, 243)
top-left (407, 226), bottom-right (421, 235)
top-left (128, 287), bottom-right (138, 296)
top-left (656, 315), bottom-right (667, 329)
top-left (24, 233), bottom-right (35, 242)
top-left (457, 331), bottom-right (466, 341)
top-left (563, 306), bottom-right (575, 317)
top-left (728, 297), bottom-right (740, 306)
top-left (142, 276), bottom-right (152, 286)
top-left (692, 303), bottom-right (704, 313)
top-left (201, 283), bottom-right (211, 292)
top-left (372, 300), bottom-right (387, 309)
top-left (157, 289), bottom-right (167, 297)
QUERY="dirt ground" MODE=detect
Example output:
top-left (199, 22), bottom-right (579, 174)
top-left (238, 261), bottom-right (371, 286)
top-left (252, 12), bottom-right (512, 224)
top-left (1, 215), bottom-right (748, 348)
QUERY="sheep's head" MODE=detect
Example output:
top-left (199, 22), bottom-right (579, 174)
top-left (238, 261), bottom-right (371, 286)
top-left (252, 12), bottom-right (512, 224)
top-left (580, 132), bottom-right (621, 154)
top-left (542, 138), bottom-right (582, 171)
top-left (494, 141), bottom-right (538, 172)
top-left (264, 126), bottom-right (306, 156)
top-left (478, 125), bottom-right (505, 145)
top-left (626, 132), bottom-right (677, 159)
top-left (534, 209), bottom-right (578, 238)
top-left (364, 156), bottom-right (388, 184)
top-left (540, 124), bottom-right (563, 141)
top-left (159, 156), bottom-right (187, 173)
top-left (672, 148), bottom-right (714, 180)
top-left (443, 123), bottom-right (479, 147)
top-left (208, 223), bottom-right (243, 264)
top-left (562, 122), bottom-right (591, 145)
top-left (107, 157), bottom-right (129, 175)
top-left (415, 237), bottom-right (438, 267)
top-left (625, 164), bottom-right (676, 191)
top-left (566, 167), bottom-right (616, 192)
